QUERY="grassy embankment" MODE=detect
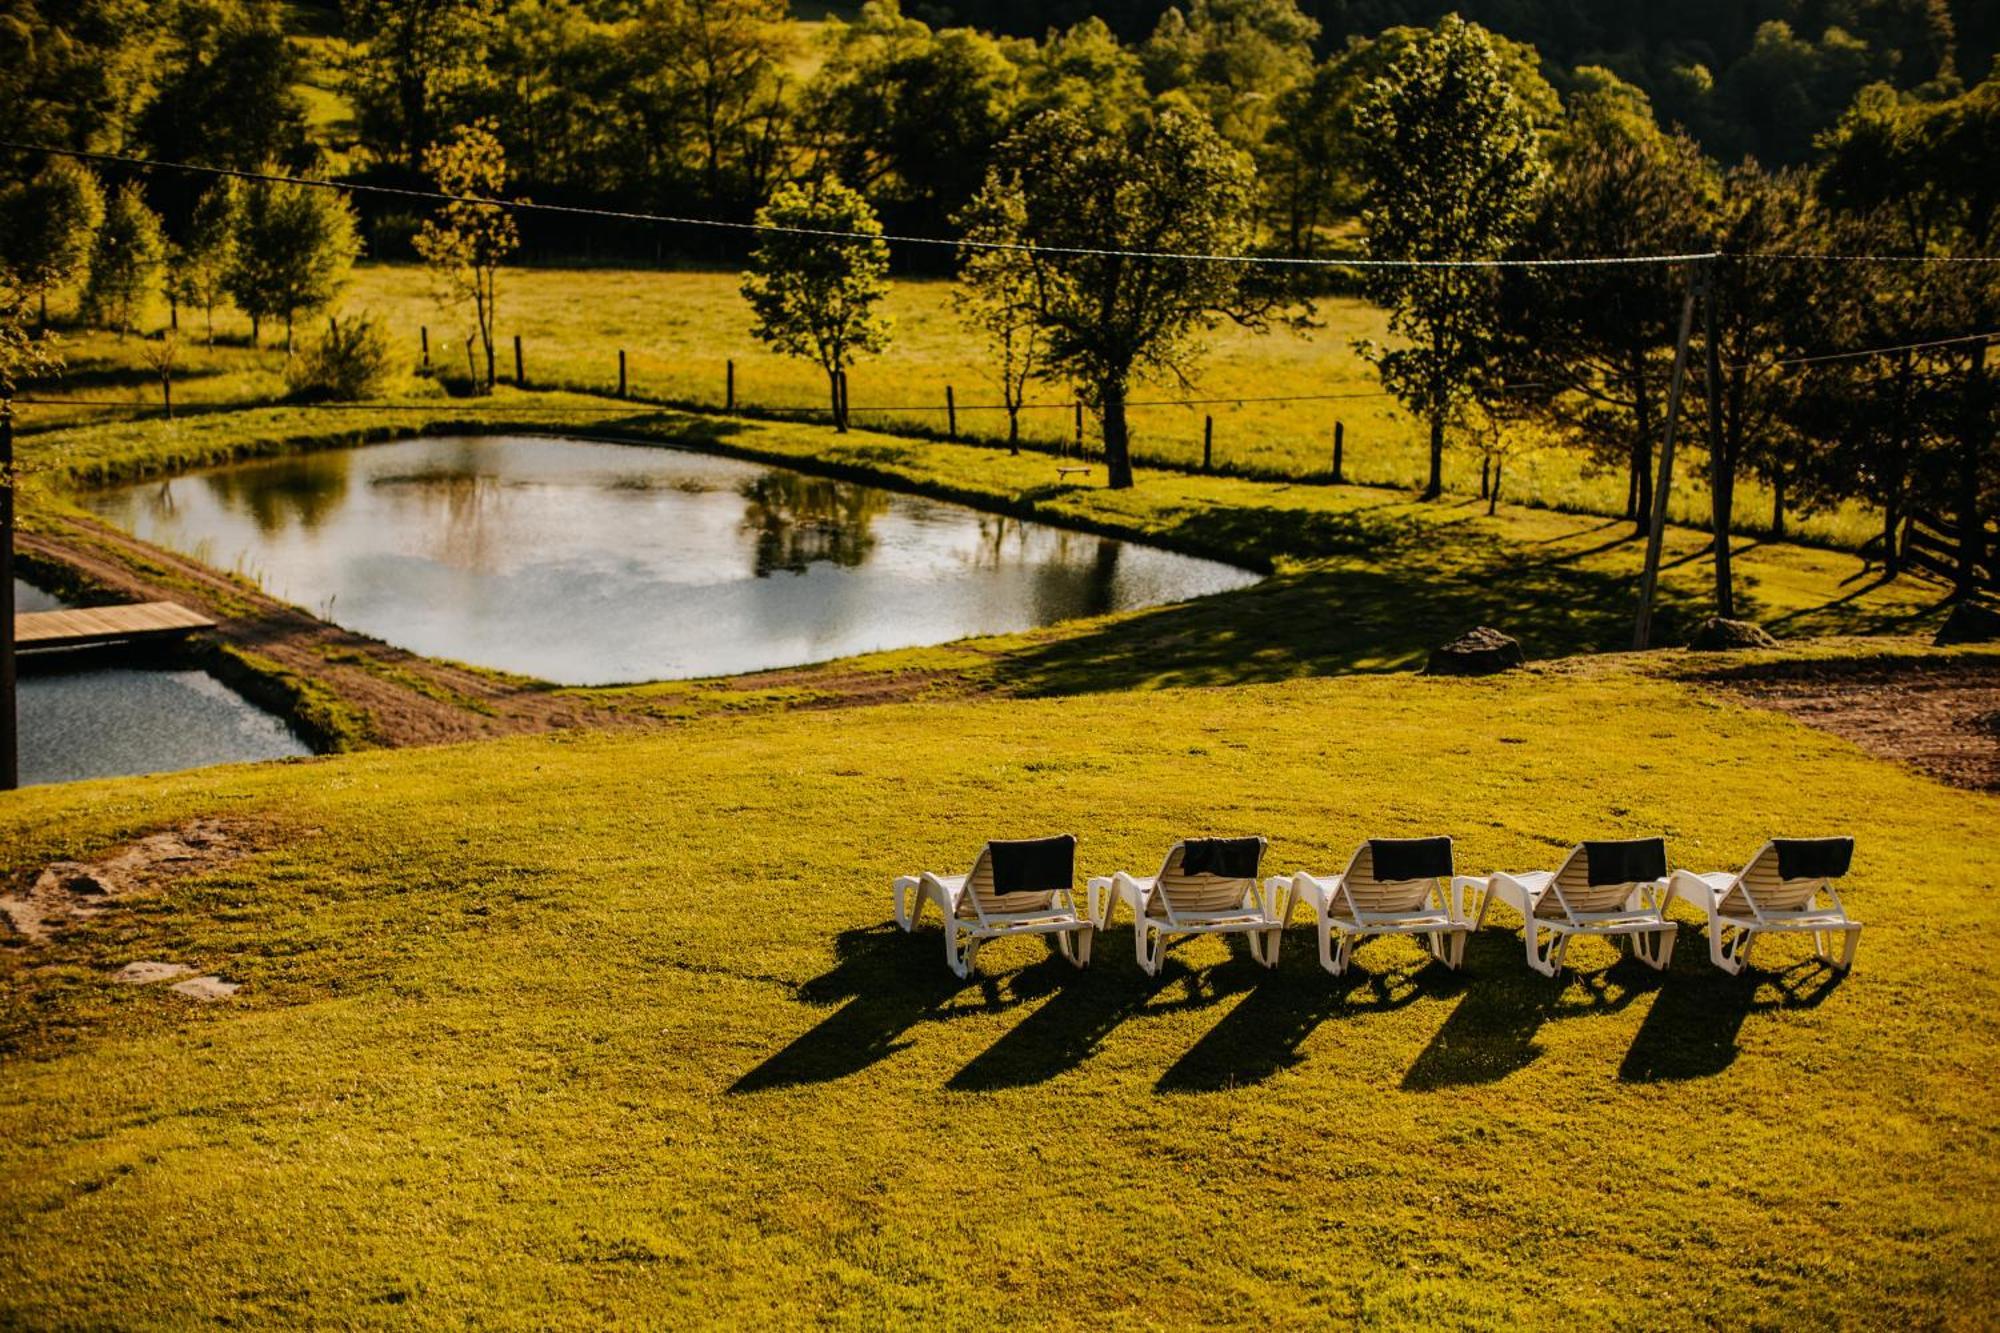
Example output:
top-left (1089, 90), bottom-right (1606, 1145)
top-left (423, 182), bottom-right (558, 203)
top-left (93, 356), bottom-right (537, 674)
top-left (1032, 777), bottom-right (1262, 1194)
top-left (17, 395), bottom-right (1943, 743)
top-left (30, 264), bottom-right (1882, 548)
top-left (1, 656), bottom-right (1995, 1325)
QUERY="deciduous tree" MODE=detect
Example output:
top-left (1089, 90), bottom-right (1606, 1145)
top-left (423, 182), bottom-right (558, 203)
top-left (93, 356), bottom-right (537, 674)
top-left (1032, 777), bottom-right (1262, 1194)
top-left (414, 120), bottom-right (520, 393)
top-left (0, 157), bottom-right (104, 327)
top-left (967, 107), bottom-right (1262, 489)
top-left (954, 180), bottom-right (1044, 453)
top-left (81, 181), bottom-right (165, 336)
top-left (226, 171), bottom-right (361, 350)
top-left (1353, 14), bottom-right (1548, 500)
top-left (740, 177), bottom-right (891, 432)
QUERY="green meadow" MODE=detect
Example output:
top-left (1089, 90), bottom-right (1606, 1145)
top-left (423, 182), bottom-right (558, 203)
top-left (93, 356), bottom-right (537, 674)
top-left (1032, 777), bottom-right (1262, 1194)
top-left (2, 662), bottom-right (1995, 1326)
top-left (29, 263), bottom-right (1881, 548)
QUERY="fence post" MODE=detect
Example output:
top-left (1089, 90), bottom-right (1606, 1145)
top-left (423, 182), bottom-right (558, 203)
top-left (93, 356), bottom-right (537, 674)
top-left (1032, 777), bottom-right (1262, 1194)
top-left (513, 334), bottom-right (525, 387)
top-left (726, 360), bottom-right (736, 412)
top-left (420, 326), bottom-right (429, 370)
top-left (618, 349), bottom-right (627, 398)
top-left (1203, 415), bottom-right (1213, 473)
top-left (1332, 420), bottom-right (1345, 484)
top-left (946, 384), bottom-right (957, 441)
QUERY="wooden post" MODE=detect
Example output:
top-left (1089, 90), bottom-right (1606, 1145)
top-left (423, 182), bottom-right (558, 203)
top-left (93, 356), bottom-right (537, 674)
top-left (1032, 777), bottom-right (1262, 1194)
top-left (1203, 415), bottom-right (1213, 472)
top-left (1632, 261), bottom-right (1705, 652)
top-left (1, 402), bottom-right (16, 790)
top-left (946, 385), bottom-right (957, 440)
top-left (618, 349), bottom-right (627, 399)
top-left (1332, 420), bottom-right (1345, 484)
top-left (420, 326), bottom-right (430, 370)
top-left (726, 360), bottom-right (736, 412)
top-left (513, 334), bottom-right (525, 387)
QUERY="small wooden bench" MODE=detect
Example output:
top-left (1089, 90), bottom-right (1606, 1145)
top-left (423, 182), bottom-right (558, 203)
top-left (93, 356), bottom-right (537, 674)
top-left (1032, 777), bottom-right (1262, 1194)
top-left (1056, 465), bottom-right (1092, 480)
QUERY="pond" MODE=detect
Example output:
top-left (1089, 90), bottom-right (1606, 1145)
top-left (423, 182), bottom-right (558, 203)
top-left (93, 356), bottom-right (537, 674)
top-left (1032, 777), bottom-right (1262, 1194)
top-left (82, 436), bottom-right (1260, 685)
top-left (13, 580), bottom-right (312, 787)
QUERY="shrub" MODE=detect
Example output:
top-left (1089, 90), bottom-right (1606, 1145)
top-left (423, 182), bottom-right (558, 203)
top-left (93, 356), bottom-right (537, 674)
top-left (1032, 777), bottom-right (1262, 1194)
top-left (285, 314), bottom-right (393, 401)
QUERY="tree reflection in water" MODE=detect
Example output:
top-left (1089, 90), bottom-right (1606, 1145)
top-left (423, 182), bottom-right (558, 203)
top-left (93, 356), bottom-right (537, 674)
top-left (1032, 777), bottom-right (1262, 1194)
top-left (193, 452), bottom-right (353, 537)
top-left (739, 471), bottom-right (891, 576)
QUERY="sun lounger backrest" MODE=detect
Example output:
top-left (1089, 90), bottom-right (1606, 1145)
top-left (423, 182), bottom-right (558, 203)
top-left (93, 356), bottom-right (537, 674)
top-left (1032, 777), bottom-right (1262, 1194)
top-left (1729, 838), bottom-right (1852, 913)
top-left (1151, 837), bottom-right (1266, 917)
top-left (963, 835), bottom-right (1076, 917)
top-left (1546, 838), bottom-right (1668, 917)
top-left (1341, 837), bottom-right (1453, 914)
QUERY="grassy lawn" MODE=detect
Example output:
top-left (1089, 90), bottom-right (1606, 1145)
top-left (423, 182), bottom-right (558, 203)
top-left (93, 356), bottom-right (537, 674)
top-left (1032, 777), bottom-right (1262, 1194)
top-left (28, 264), bottom-right (1882, 548)
top-left (0, 662), bottom-right (1993, 1325)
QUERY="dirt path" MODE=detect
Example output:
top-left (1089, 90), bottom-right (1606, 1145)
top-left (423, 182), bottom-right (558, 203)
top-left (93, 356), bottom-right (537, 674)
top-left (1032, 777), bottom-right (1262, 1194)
top-left (22, 514), bottom-right (655, 748)
top-left (1703, 656), bottom-right (2000, 792)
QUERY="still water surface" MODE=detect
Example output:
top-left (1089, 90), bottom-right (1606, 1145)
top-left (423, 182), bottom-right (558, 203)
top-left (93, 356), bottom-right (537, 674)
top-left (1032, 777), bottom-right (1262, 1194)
top-left (13, 580), bottom-right (310, 787)
top-left (85, 436), bottom-right (1259, 684)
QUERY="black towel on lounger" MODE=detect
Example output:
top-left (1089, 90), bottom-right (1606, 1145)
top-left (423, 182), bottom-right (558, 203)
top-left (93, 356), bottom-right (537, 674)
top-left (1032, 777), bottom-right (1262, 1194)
top-left (1583, 837), bottom-right (1668, 887)
top-left (1179, 837), bottom-right (1265, 879)
top-left (1775, 837), bottom-right (1853, 881)
top-left (988, 835), bottom-right (1076, 895)
top-left (1368, 836), bottom-right (1453, 882)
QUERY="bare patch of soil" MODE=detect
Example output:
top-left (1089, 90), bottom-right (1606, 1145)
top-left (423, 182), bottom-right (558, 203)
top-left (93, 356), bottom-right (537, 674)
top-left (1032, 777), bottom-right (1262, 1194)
top-left (2, 819), bottom-right (262, 942)
top-left (1703, 657), bottom-right (2000, 792)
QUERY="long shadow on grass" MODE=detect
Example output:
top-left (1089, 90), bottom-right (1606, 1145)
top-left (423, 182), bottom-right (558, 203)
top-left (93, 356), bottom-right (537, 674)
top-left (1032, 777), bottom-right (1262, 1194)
top-left (1156, 950), bottom-right (1464, 1093)
top-left (730, 923), bottom-right (966, 1093)
top-left (1618, 957), bottom-right (1844, 1082)
top-left (984, 539), bottom-right (1715, 698)
top-left (1400, 933), bottom-right (1659, 1090)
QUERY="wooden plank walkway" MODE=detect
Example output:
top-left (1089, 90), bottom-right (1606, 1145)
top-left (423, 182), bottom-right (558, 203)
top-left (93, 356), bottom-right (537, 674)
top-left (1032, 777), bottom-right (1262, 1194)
top-left (15, 602), bottom-right (217, 651)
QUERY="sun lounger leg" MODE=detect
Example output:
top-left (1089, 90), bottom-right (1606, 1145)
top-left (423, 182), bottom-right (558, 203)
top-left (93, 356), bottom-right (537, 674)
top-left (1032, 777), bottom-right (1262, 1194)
top-left (892, 876), bottom-right (926, 931)
top-left (1526, 923), bottom-right (1562, 977)
top-left (944, 925), bottom-right (981, 980)
top-left (1631, 922), bottom-right (1676, 970)
top-left (1056, 921), bottom-right (1094, 968)
top-left (1707, 921), bottom-right (1750, 975)
top-left (1817, 923), bottom-right (1861, 972)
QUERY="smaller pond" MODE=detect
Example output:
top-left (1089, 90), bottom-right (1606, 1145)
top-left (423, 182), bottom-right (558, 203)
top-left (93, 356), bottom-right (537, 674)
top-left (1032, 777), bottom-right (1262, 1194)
top-left (13, 580), bottom-right (312, 788)
top-left (84, 436), bottom-right (1261, 685)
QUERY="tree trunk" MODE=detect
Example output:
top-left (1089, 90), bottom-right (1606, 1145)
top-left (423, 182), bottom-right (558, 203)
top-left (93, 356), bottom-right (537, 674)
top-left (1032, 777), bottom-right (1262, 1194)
top-left (485, 338), bottom-right (496, 396)
top-left (1006, 408), bottom-right (1020, 456)
top-left (1102, 380), bottom-right (1133, 490)
top-left (161, 373), bottom-right (173, 421)
top-left (1771, 471), bottom-right (1786, 539)
top-left (1631, 374), bottom-right (1655, 537)
top-left (37, 291), bottom-right (47, 329)
top-left (1479, 455), bottom-right (1489, 500)
top-left (285, 313), bottom-right (295, 354)
top-left (1488, 458), bottom-right (1501, 516)
top-left (249, 314), bottom-right (260, 348)
top-left (1881, 500), bottom-right (1902, 577)
top-left (1704, 290), bottom-right (1734, 619)
top-left (205, 304), bottom-right (215, 348)
top-left (1955, 343), bottom-right (1990, 599)
top-left (828, 370), bottom-right (845, 433)
top-left (1422, 408), bottom-right (1443, 500)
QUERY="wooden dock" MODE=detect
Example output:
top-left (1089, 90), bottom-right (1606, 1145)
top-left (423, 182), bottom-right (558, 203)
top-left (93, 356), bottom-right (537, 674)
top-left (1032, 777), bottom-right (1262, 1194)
top-left (15, 602), bottom-right (217, 651)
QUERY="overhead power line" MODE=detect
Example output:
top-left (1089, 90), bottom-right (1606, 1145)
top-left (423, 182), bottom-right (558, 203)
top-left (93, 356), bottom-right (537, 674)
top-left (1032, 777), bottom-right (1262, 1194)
top-left (0, 140), bottom-right (1906, 272)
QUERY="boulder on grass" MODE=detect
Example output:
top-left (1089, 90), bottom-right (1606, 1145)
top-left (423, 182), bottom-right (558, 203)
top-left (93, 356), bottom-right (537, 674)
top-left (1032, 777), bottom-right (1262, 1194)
top-left (1934, 599), bottom-right (2000, 646)
top-left (1425, 626), bottom-right (1525, 676)
top-left (1686, 617), bottom-right (1778, 651)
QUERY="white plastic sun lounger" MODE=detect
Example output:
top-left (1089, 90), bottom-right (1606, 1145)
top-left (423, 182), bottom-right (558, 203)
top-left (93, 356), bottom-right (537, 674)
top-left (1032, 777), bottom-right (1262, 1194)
top-left (1267, 836), bottom-right (1471, 976)
top-left (1088, 837), bottom-right (1279, 977)
top-left (1669, 837), bottom-right (1861, 974)
top-left (1461, 837), bottom-right (1678, 977)
top-left (892, 835), bottom-right (1094, 979)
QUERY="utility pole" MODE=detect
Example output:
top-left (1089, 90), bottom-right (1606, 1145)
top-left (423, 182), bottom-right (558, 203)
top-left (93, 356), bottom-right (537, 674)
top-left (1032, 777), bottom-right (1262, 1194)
top-left (1632, 260), bottom-right (1707, 651)
top-left (1, 399), bottom-right (17, 790)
